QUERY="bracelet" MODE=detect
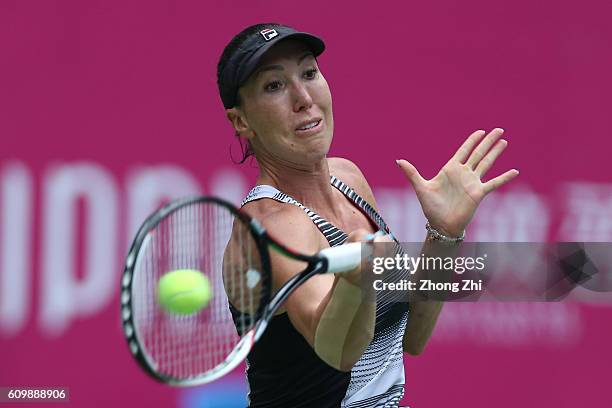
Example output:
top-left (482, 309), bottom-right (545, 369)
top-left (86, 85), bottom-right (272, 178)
top-left (425, 222), bottom-right (465, 243)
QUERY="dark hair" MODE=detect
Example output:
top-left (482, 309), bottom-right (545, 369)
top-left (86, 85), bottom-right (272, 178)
top-left (217, 23), bottom-right (283, 164)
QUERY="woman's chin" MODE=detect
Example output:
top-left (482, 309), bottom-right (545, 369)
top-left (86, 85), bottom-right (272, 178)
top-left (304, 137), bottom-right (332, 159)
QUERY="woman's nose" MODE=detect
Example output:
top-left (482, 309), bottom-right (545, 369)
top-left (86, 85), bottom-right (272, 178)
top-left (292, 82), bottom-right (313, 112)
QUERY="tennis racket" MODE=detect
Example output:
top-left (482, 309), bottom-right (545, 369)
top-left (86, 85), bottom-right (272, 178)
top-left (120, 195), bottom-right (369, 386)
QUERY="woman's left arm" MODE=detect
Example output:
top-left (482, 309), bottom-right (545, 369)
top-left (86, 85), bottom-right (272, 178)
top-left (398, 128), bottom-right (519, 354)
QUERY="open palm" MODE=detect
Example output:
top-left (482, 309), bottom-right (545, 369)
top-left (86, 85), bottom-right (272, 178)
top-left (397, 128), bottom-right (519, 237)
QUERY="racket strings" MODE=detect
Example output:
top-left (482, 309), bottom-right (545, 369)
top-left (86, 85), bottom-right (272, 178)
top-left (131, 201), bottom-right (267, 381)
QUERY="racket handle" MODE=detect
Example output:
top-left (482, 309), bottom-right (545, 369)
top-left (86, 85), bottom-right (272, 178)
top-left (319, 242), bottom-right (363, 274)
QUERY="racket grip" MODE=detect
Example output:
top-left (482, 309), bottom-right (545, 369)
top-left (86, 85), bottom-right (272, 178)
top-left (319, 242), bottom-right (363, 274)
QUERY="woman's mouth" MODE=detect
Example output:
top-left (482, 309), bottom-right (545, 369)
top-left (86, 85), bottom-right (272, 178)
top-left (295, 119), bottom-right (322, 135)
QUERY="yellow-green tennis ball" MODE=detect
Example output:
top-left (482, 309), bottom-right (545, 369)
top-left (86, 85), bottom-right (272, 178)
top-left (157, 269), bottom-right (212, 315)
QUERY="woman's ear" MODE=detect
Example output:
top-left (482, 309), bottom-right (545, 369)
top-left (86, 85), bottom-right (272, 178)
top-left (226, 108), bottom-right (255, 140)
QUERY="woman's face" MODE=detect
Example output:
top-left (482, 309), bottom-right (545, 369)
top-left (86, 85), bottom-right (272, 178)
top-left (229, 39), bottom-right (334, 167)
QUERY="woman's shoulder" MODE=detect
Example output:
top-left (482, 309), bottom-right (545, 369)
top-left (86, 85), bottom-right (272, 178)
top-left (328, 157), bottom-right (362, 178)
top-left (328, 157), bottom-right (378, 209)
top-left (241, 195), bottom-right (323, 248)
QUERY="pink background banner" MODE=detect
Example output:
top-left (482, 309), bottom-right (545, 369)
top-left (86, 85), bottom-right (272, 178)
top-left (1, 1), bottom-right (611, 407)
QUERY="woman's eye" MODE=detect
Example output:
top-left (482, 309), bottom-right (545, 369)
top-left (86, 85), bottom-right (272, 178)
top-left (264, 80), bottom-right (282, 92)
top-left (304, 68), bottom-right (318, 79)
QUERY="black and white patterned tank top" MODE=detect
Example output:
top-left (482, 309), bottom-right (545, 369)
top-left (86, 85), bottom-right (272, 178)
top-left (239, 175), bottom-right (410, 408)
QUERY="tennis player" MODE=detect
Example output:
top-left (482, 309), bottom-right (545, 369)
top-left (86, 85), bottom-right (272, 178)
top-left (217, 23), bottom-right (518, 407)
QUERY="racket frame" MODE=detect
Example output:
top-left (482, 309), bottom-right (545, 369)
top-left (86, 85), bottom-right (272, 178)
top-left (121, 195), bottom-right (361, 386)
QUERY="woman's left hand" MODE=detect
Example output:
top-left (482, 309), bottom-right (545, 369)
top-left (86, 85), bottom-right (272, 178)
top-left (396, 128), bottom-right (519, 237)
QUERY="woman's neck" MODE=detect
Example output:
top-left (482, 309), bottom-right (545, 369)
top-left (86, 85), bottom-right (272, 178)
top-left (256, 156), bottom-right (339, 216)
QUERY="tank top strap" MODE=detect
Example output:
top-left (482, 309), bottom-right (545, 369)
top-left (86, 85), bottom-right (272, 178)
top-left (241, 184), bottom-right (299, 207)
top-left (329, 175), bottom-right (390, 234)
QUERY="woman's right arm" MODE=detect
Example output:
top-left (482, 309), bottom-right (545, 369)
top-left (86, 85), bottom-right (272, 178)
top-left (259, 205), bottom-right (376, 372)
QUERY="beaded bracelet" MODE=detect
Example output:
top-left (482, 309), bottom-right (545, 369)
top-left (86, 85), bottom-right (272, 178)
top-left (425, 222), bottom-right (465, 243)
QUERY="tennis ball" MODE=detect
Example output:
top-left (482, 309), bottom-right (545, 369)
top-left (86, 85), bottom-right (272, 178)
top-left (157, 269), bottom-right (212, 315)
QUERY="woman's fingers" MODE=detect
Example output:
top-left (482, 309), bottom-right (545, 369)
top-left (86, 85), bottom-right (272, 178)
top-left (483, 169), bottom-right (520, 194)
top-left (452, 130), bottom-right (486, 163)
top-left (465, 128), bottom-right (505, 169)
top-left (474, 139), bottom-right (508, 178)
top-left (346, 228), bottom-right (376, 243)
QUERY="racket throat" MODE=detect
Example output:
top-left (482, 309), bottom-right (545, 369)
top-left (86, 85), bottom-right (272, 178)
top-left (254, 260), bottom-right (325, 342)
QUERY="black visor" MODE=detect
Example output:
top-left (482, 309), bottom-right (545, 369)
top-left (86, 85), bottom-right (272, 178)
top-left (219, 25), bottom-right (326, 109)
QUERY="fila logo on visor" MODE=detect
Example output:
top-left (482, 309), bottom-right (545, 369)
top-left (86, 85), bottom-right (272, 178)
top-left (260, 28), bottom-right (279, 41)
